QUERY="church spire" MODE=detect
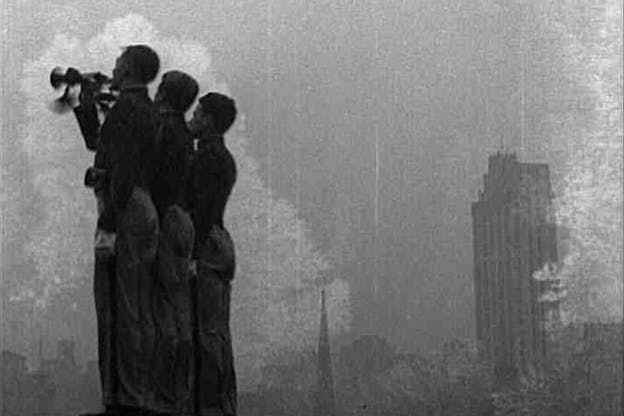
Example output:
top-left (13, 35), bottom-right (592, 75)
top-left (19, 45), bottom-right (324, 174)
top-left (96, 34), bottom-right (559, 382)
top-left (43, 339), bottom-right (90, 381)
top-left (39, 337), bottom-right (44, 371)
top-left (315, 289), bottom-right (335, 416)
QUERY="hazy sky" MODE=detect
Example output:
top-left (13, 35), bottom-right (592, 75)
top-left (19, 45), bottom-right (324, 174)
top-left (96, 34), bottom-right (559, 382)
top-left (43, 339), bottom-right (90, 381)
top-left (1, 0), bottom-right (622, 375)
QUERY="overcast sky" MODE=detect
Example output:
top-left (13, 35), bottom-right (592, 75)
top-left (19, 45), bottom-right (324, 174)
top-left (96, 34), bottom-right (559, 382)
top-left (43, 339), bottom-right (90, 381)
top-left (1, 0), bottom-right (622, 376)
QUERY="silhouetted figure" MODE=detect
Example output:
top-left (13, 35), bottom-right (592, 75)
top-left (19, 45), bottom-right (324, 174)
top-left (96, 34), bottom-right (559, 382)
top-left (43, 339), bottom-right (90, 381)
top-left (150, 70), bottom-right (199, 415)
top-left (70, 62), bottom-right (119, 413)
top-left (82, 44), bottom-right (160, 415)
top-left (72, 44), bottom-right (162, 416)
top-left (187, 92), bottom-right (238, 416)
top-left (70, 69), bottom-right (114, 415)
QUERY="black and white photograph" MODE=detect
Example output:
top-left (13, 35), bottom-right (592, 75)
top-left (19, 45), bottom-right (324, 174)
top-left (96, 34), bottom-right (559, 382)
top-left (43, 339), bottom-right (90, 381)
top-left (1, 1), bottom-right (622, 415)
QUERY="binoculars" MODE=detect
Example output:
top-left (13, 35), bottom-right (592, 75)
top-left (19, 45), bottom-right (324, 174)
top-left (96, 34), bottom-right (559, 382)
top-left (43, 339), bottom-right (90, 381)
top-left (49, 67), bottom-right (116, 113)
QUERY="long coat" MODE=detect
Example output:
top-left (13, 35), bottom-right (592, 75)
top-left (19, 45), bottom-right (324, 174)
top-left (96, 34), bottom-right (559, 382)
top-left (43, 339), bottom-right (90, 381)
top-left (187, 133), bottom-right (237, 416)
top-left (150, 111), bottom-right (196, 414)
top-left (77, 86), bottom-right (161, 410)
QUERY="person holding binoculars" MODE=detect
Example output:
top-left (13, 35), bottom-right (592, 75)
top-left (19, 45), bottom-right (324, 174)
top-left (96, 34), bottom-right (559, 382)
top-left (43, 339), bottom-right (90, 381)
top-left (68, 44), bottom-right (162, 415)
top-left (59, 45), bottom-right (240, 416)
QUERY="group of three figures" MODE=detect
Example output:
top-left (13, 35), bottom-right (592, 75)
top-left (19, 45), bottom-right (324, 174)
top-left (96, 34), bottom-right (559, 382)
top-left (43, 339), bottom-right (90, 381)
top-left (71, 44), bottom-right (237, 416)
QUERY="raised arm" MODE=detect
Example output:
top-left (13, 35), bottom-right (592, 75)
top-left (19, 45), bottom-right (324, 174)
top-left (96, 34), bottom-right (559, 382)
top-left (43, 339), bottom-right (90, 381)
top-left (72, 81), bottom-right (103, 151)
top-left (73, 102), bottom-right (100, 151)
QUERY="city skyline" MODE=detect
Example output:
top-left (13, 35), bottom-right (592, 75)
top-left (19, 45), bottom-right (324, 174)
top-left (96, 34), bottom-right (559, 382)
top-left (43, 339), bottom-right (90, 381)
top-left (1, 2), bottom-right (621, 413)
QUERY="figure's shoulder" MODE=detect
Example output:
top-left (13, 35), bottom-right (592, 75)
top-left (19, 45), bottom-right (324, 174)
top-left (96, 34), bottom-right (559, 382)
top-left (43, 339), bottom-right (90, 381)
top-left (158, 119), bottom-right (193, 152)
top-left (103, 97), bottom-right (135, 125)
top-left (100, 108), bottom-right (125, 135)
top-left (222, 144), bottom-right (236, 172)
top-left (194, 142), bottom-right (218, 165)
top-left (202, 140), bottom-right (234, 160)
top-left (193, 141), bottom-right (233, 173)
top-left (216, 141), bottom-right (236, 174)
top-left (161, 115), bottom-right (190, 135)
top-left (109, 94), bottom-right (155, 122)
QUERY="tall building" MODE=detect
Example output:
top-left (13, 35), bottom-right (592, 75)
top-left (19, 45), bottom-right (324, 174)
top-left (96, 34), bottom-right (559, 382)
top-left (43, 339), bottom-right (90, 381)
top-left (315, 289), bottom-right (336, 416)
top-left (471, 152), bottom-right (558, 379)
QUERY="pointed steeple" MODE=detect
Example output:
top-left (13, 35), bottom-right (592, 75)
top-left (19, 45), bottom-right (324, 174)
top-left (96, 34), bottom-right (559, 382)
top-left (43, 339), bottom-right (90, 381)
top-left (315, 289), bottom-right (335, 416)
top-left (39, 337), bottom-right (44, 371)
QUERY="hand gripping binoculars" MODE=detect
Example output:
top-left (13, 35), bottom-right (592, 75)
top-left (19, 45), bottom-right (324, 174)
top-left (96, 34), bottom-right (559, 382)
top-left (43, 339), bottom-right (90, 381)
top-left (49, 67), bottom-right (116, 114)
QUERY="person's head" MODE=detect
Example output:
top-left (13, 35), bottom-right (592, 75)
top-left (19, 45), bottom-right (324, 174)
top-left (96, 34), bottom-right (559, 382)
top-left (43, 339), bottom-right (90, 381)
top-left (110, 44), bottom-right (160, 90)
top-left (154, 70), bottom-right (199, 113)
top-left (188, 92), bottom-right (237, 136)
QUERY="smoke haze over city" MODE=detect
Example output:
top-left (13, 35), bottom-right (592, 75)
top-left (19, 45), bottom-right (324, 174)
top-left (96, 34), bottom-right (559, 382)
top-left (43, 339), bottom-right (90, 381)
top-left (1, 1), bottom-right (621, 409)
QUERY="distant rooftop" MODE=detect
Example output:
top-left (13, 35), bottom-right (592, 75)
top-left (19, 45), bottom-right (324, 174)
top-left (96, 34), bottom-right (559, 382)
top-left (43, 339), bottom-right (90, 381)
top-left (2, 349), bottom-right (27, 360)
top-left (474, 151), bottom-right (553, 203)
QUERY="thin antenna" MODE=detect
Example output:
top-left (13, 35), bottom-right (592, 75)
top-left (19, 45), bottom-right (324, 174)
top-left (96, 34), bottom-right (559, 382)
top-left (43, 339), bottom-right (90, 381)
top-left (373, 123), bottom-right (379, 298)
top-left (372, 13), bottom-right (380, 301)
top-left (520, 5), bottom-right (526, 153)
top-left (266, 0), bottom-right (274, 274)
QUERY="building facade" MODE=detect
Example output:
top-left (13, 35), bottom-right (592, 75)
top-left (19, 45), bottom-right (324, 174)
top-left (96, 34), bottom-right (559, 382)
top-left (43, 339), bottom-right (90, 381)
top-left (471, 152), bottom-right (558, 379)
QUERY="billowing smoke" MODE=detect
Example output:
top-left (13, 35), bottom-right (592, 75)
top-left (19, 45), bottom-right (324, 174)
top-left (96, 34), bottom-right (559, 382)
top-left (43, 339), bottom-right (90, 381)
top-left (18, 14), bottom-right (351, 387)
top-left (226, 106), bottom-right (352, 390)
top-left (535, 2), bottom-right (622, 325)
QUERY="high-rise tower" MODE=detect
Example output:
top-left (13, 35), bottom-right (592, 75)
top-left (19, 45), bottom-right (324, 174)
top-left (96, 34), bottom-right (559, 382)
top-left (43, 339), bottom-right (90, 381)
top-left (472, 152), bottom-right (558, 379)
